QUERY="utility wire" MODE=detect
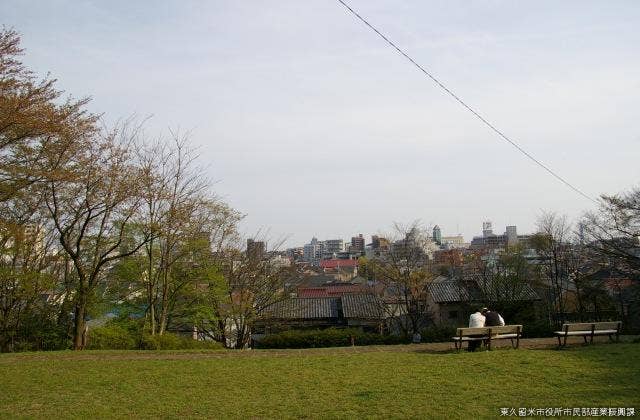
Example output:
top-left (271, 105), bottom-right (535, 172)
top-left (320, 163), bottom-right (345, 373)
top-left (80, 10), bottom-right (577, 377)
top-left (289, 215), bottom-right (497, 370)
top-left (336, 0), bottom-right (597, 204)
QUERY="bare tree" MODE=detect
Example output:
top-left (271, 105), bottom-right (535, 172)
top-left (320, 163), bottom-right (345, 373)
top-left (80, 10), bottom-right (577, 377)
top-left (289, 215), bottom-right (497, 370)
top-left (42, 123), bottom-right (150, 350)
top-left (582, 187), bottom-right (640, 276)
top-left (531, 212), bottom-right (577, 326)
top-left (136, 132), bottom-right (211, 335)
top-left (365, 222), bottom-right (434, 337)
top-left (217, 236), bottom-right (293, 349)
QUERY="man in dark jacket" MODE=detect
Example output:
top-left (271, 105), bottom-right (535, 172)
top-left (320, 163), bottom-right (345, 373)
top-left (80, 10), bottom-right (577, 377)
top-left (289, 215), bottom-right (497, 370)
top-left (482, 308), bottom-right (505, 326)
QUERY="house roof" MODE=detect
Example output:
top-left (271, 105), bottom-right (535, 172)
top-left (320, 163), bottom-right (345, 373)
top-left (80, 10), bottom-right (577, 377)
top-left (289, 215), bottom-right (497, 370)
top-left (261, 297), bottom-right (339, 319)
top-left (342, 294), bottom-right (384, 319)
top-left (296, 274), bottom-right (337, 288)
top-left (350, 276), bottom-right (369, 284)
top-left (475, 279), bottom-right (540, 301)
top-left (427, 276), bottom-right (540, 303)
top-left (260, 294), bottom-right (385, 321)
top-left (427, 281), bottom-right (472, 303)
top-left (320, 259), bottom-right (358, 269)
top-left (297, 284), bottom-right (369, 298)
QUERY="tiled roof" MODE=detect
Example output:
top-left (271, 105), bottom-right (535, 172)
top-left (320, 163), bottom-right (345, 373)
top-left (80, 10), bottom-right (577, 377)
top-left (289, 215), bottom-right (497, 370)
top-left (428, 278), bottom-right (540, 303)
top-left (427, 281), bottom-right (472, 303)
top-left (320, 259), bottom-right (358, 269)
top-left (260, 294), bottom-right (385, 320)
top-left (297, 284), bottom-right (369, 298)
top-left (342, 294), bottom-right (384, 319)
top-left (297, 288), bottom-right (331, 298)
top-left (296, 274), bottom-right (336, 288)
top-left (475, 279), bottom-right (540, 301)
top-left (261, 298), bottom-right (339, 319)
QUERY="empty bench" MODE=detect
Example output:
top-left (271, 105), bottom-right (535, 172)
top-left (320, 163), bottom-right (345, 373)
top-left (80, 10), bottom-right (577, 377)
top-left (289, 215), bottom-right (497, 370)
top-left (554, 321), bottom-right (622, 347)
top-left (452, 325), bottom-right (523, 351)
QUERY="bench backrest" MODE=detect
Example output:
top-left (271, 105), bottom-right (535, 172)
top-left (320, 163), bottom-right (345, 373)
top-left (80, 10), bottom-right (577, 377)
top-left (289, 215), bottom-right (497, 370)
top-left (562, 321), bottom-right (621, 332)
top-left (456, 327), bottom-right (489, 336)
top-left (490, 325), bottom-right (522, 335)
top-left (564, 323), bottom-right (594, 332)
top-left (456, 325), bottom-right (522, 336)
top-left (593, 321), bottom-right (621, 331)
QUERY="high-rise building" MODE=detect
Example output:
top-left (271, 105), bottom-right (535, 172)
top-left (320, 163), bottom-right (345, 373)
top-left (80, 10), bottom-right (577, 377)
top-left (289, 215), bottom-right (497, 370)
top-left (351, 234), bottom-right (365, 252)
top-left (246, 239), bottom-right (265, 260)
top-left (442, 235), bottom-right (466, 248)
top-left (286, 247), bottom-right (304, 261)
top-left (324, 239), bottom-right (345, 254)
top-left (432, 225), bottom-right (442, 245)
top-left (482, 221), bottom-right (493, 238)
top-left (578, 222), bottom-right (586, 244)
top-left (506, 226), bottom-right (518, 246)
top-left (303, 237), bottom-right (325, 265)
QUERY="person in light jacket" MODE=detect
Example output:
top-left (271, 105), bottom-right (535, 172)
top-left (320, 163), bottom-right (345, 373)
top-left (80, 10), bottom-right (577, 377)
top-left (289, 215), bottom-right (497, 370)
top-left (467, 308), bottom-right (486, 351)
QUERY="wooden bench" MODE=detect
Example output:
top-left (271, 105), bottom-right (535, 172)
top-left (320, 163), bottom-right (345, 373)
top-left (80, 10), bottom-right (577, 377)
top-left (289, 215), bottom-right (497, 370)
top-left (554, 321), bottom-right (621, 347)
top-left (452, 325), bottom-right (522, 351)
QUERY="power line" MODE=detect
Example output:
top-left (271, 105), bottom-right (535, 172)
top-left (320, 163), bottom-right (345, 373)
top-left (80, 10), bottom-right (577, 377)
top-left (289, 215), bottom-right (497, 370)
top-left (336, 0), bottom-right (597, 204)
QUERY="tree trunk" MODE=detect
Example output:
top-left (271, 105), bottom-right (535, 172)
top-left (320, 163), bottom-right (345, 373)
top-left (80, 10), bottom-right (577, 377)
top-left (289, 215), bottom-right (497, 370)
top-left (146, 238), bottom-right (156, 335)
top-left (159, 310), bottom-right (168, 335)
top-left (73, 295), bottom-right (87, 350)
top-left (159, 270), bottom-right (169, 335)
top-left (147, 281), bottom-right (156, 335)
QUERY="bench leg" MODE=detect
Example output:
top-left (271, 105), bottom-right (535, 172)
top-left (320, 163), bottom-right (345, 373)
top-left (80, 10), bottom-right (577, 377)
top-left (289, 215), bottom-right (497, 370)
top-left (583, 335), bottom-right (588, 344)
top-left (564, 335), bottom-right (568, 347)
top-left (556, 335), bottom-right (562, 348)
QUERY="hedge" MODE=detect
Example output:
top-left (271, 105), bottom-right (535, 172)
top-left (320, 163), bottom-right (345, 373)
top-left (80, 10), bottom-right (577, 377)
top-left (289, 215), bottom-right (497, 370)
top-left (141, 333), bottom-right (223, 350)
top-left (87, 317), bottom-right (223, 350)
top-left (86, 323), bottom-right (138, 350)
top-left (419, 325), bottom-right (457, 343)
top-left (254, 328), bottom-right (408, 349)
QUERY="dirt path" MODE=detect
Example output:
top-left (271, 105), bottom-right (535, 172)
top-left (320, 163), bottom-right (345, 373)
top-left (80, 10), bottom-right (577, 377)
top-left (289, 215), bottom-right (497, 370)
top-left (1, 336), bottom-right (635, 363)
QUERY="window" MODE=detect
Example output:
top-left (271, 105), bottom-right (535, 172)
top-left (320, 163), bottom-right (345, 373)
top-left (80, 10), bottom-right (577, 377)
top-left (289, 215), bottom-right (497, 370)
top-left (449, 310), bottom-right (458, 319)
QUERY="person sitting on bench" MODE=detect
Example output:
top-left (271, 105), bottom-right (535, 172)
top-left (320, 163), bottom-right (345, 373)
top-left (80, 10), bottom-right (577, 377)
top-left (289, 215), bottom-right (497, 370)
top-left (483, 308), bottom-right (505, 327)
top-left (467, 307), bottom-right (486, 352)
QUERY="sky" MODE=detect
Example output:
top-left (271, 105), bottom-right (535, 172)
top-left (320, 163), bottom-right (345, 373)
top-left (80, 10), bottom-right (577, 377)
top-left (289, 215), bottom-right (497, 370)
top-left (2, 0), bottom-right (639, 248)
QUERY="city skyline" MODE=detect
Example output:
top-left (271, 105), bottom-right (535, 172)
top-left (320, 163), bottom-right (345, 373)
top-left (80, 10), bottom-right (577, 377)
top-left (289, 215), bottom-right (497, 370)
top-left (279, 220), bottom-right (528, 251)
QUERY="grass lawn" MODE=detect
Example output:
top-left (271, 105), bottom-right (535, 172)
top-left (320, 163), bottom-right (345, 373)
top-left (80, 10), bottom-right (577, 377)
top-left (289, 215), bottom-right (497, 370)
top-left (1, 343), bottom-right (639, 419)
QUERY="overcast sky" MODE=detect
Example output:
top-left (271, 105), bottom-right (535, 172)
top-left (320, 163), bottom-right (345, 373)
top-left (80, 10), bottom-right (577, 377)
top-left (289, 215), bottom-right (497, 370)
top-left (3, 1), bottom-right (639, 247)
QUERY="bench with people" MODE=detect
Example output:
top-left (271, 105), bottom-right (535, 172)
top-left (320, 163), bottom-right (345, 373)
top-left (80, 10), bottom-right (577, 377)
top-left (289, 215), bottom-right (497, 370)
top-left (452, 307), bottom-right (523, 352)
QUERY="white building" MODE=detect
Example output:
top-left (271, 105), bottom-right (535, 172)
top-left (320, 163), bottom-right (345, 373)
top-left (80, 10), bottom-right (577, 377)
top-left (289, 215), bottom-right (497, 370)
top-left (303, 237), bottom-right (325, 266)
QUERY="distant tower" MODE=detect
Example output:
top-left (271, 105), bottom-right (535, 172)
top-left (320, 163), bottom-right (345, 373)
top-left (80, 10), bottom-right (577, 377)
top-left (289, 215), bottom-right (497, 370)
top-left (351, 234), bottom-right (365, 252)
top-left (432, 225), bottom-right (442, 245)
top-left (247, 239), bottom-right (265, 260)
top-left (482, 221), bottom-right (493, 238)
top-left (372, 235), bottom-right (380, 249)
top-left (506, 225), bottom-right (518, 246)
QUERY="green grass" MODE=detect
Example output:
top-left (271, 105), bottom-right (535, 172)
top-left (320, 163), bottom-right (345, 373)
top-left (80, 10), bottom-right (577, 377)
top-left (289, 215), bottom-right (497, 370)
top-left (1, 343), bottom-right (639, 419)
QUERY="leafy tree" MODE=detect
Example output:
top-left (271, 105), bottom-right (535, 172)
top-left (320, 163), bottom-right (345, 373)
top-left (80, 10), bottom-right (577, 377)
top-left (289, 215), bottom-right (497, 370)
top-left (0, 28), bottom-right (97, 201)
top-left (42, 125), bottom-right (150, 349)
